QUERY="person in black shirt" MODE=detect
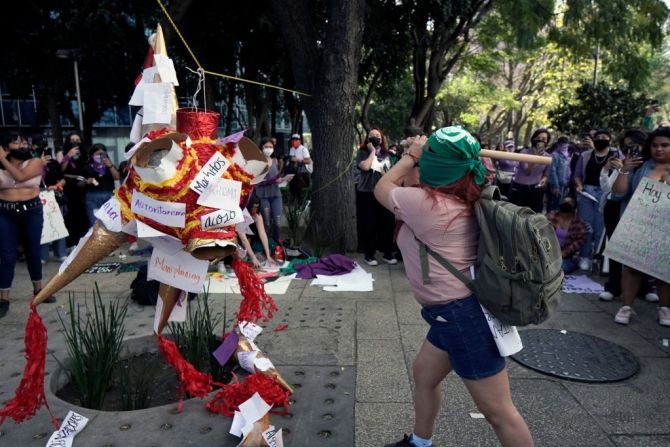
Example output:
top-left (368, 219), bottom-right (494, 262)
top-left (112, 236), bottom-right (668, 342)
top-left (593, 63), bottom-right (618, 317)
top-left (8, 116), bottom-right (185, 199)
top-left (80, 143), bottom-right (119, 227)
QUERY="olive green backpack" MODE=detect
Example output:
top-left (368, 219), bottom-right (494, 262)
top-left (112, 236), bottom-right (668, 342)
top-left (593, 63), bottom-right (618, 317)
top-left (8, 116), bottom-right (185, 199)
top-left (418, 186), bottom-right (563, 326)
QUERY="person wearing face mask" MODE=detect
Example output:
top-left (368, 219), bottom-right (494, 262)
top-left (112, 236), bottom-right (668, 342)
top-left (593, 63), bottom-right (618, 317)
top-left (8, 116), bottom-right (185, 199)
top-left (573, 129), bottom-right (621, 271)
top-left (547, 196), bottom-right (587, 274)
top-left (287, 133), bottom-right (313, 203)
top-left (508, 128), bottom-right (550, 213)
top-left (547, 136), bottom-right (572, 212)
top-left (0, 132), bottom-right (56, 316)
top-left (80, 143), bottom-right (119, 227)
top-left (356, 127), bottom-right (397, 266)
top-left (254, 138), bottom-right (286, 244)
top-left (60, 132), bottom-right (89, 247)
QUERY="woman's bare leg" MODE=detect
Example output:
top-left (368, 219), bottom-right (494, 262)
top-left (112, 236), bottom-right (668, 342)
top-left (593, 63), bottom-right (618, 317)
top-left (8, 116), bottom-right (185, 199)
top-left (412, 340), bottom-right (452, 439)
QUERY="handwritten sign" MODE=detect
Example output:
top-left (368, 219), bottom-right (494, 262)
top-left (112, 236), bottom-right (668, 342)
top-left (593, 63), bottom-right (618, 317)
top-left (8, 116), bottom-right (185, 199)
top-left (605, 178), bottom-right (670, 282)
top-left (40, 190), bottom-right (69, 244)
top-left (131, 190), bottom-right (186, 228)
top-left (480, 305), bottom-right (522, 356)
top-left (46, 410), bottom-right (89, 447)
top-left (94, 196), bottom-right (122, 232)
top-left (201, 206), bottom-right (244, 230)
top-left (142, 82), bottom-right (173, 124)
top-left (189, 152), bottom-right (231, 195)
top-left (147, 245), bottom-right (208, 293)
top-left (262, 427), bottom-right (285, 447)
top-left (197, 177), bottom-right (242, 209)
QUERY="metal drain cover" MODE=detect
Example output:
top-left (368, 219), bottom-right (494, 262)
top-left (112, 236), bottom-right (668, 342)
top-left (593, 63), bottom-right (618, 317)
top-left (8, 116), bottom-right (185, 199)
top-left (511, 329), bottom-right (639, 382)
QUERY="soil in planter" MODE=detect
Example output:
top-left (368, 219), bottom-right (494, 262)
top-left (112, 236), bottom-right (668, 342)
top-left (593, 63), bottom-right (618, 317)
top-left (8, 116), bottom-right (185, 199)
top-left (56, 351), bottom-right (232, 411)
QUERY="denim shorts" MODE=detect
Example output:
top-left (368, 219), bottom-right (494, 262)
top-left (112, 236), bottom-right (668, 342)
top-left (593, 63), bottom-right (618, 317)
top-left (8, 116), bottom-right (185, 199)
top-left (421, 295), bottom-right (505, 380)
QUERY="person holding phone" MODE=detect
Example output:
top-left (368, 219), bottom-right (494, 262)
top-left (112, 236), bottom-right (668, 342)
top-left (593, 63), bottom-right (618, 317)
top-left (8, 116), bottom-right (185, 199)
top-left (254, 138), bottom-right (285, 244)
top-left (60, 132), bottom-right (89, 246)
top-left (573, 129), bottom-right (621, 271)
top-left (508, 128), bottom-right (550, 213)
top-left (80, 143), bottom-right (119, 227)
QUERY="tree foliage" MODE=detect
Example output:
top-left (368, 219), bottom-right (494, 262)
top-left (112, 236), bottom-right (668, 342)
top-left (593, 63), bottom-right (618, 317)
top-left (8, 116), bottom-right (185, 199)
top-left (548, 82), bottom-right (650, 134)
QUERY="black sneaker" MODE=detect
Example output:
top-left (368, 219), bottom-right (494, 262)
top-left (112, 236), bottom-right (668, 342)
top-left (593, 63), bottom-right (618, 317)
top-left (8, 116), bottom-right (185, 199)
top-left (0, 300), bottom-right (9, 318)
top-left (364, 257), bottom-right (379, 266)
top-left (384, 434), bottom-right (414, 447)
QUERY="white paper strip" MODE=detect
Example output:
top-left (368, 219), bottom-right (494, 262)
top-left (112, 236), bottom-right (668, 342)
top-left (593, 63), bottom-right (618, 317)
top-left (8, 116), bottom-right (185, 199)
top-left (148, 245), bottom-right (208, 293)
top-left (94, 197), bottom-right (122, 232)
top-left (201, 207), bottom-right (244, 229)
top-left (45, 410), bottom-right (89, 447)
top-left (239, 321), bottom-right (263, 341)
top-left (196, 177), bottom-right (242, 209)
top-left (142, 83), bottom-right (173, 124)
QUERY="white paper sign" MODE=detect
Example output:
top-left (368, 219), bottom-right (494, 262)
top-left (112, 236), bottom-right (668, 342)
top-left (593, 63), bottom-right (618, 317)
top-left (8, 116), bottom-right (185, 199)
top-left (147, 245), bottom-right (208, 293)
top-left (40, 190), bottom-right (69, 245)
top-left (59, 228), bottom-right (92, 274)
top-left (153, 291), bottom-right (188, 333)
top-left (263, 427), bottom-right (285, 447)
top-left (94, 197), bottom-right (122, 232)
top-left (153, 54), bottom-right (179, 85)
top-left (239, 392), bottom-right (271, 424)
top-left (201, 207), bottom-right (244, 230)
top-left (230, 411), bottom-right (246, 437)
top-left (239, 321), bottom-right (263, 341)
top-left (189, 152), bottom-right (231, 195)
top-left (131, 190), bottom-right (186, 228)
top-left (237, 350), bottom-right (258, 374)
top-left (254, 356), bottom-right (274, 372)
top-left (128, 67), bottom-right (157, 106)
top-left (142, 82), bottom-right (173, 124)
top-left (196, 177), bottom-right (242, 209)
top-left (46, 410), bottom-right (89, 447)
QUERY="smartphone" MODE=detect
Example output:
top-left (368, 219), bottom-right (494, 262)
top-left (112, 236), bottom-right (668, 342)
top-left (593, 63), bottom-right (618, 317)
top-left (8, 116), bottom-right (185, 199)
top-left (625, 145), bottom-right (641, 159)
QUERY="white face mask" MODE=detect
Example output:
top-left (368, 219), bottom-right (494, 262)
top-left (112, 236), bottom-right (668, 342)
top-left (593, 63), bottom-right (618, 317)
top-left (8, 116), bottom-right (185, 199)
top-left (262, 147), bottom-right (274, 156)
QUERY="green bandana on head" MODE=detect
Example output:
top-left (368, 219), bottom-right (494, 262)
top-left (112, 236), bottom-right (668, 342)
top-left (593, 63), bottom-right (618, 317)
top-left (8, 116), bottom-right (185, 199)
top-left (419, 126), bottom-right (488, 186)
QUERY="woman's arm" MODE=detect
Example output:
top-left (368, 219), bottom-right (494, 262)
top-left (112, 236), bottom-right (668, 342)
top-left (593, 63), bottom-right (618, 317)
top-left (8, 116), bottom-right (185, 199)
top-left (612, 157), bottom-right (643, 194)
top-left (374, 136), bottom-right (427, 211)
top-left (358, 145), bottom-right (376, 171)
top-left (0, 154), bottom-right (44, 182)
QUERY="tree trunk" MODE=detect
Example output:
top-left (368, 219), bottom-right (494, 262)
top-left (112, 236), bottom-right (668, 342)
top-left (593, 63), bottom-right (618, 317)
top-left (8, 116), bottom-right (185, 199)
top-left (47, 90), bottom-right (63, 151)
top-left (271, 0), bottom-right (365, 250)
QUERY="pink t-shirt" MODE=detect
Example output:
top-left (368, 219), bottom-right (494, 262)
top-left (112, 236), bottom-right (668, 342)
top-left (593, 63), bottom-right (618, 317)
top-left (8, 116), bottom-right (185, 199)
top-left (390, 187), bottom-right (478, 305)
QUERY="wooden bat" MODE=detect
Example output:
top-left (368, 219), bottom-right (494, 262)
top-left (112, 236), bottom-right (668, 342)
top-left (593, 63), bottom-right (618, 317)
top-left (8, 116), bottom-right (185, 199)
top-left (480, 149), bottom-right (552, 165)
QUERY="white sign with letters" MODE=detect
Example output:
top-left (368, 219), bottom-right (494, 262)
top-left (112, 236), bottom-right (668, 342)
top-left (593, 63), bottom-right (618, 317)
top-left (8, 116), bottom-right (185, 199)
top-left (46, 410), bottom-right (89, 447)
top-left (189, 152), bottom-right (231, 195)
top-left (94, 196), bottom-right (122, 232)
top-left (147, 244), bottom-right (208, 293)
top-left (131, 190), bottom-right (186, 228)
top-left (197, 177), bottom-right (242, 210)
top-left (201, 207), bottom-right (244, 230)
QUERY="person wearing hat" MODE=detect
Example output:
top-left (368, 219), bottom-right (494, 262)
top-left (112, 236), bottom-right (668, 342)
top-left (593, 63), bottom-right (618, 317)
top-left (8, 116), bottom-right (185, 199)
top-left (374, 127), bottom-right (533, 447)
top-left (287, 133), bottom-right (312, 202)
top-left (547, 136), bottom-right (572, 212)
top-left (80, 143), bottom-right (119, 227)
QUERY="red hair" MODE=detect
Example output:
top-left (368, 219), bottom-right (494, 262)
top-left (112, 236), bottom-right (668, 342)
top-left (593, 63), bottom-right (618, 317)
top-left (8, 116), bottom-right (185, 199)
top-left (359, 127), bottom-right (389, 154)
top-left (419, 172), bottom-right (483, 208)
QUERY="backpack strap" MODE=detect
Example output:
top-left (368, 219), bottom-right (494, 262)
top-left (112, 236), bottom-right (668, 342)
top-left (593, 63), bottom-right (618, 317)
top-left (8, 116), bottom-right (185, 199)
top-left (479, 185), bottom-right (501, 201)
top-left (416, 236), bottom-right (475, 292)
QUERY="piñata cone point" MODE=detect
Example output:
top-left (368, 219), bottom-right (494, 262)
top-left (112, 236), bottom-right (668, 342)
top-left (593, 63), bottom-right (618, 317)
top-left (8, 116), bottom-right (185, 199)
top-left (238, 413), bottom-right (271, 447)
top-left (155, 284), bottom-right (182, 335)
top-left (32, 221), bottom-right (127, 306)
top-left (236, 331), bottom-right (294, 394)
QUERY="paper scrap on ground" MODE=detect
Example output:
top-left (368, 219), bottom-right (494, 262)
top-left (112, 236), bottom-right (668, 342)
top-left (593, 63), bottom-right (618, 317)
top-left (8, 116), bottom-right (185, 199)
top-left (207, 273), bottom-right (296, 295)
top-left (311, 265), bottom-right (374, 292)
top-left (562, 275), bottom-right (604, 294)
top-left (131, 190), bottom-right (186, 228)
top-left (46, 410), bottom-right (89, 447)
top-left (148, 245), bottom-right (208, 293)
top-left (239, 321), bottom-right (263, 341)
top-left (469, 412), bottom-right (485, 419)
top-left (230, 392), bottom-right (272, 438)
top-left (263, 426), bottom-right (285, 447)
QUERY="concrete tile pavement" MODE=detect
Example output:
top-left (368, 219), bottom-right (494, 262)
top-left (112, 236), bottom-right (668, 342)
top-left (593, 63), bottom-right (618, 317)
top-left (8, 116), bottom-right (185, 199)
top-left (0, 248), bottom-right (668, 446)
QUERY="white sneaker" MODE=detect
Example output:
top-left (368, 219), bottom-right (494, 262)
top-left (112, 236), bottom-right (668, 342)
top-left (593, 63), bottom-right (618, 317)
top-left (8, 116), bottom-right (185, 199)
top-left (645, 293), bottom-right (660, 303)
top-left (382, 256), bottom-right (398, 265)
top-left (57, 256), bottom-right (68, 262)
top-left (579, 257), bottom-right (591, 271)
top-left (128, 242), bottom-right (139, 252)
top-left (598, 291), bottom-right (614, 301)
top-left (614, 306), bottom-right (635, 325)
top-left (659, 307), bottom-right (670, 327)
top-left (365, 257), bottom-right (378, 266)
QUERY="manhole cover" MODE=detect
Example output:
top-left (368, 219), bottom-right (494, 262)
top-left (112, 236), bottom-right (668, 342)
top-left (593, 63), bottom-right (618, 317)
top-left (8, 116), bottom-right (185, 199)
top-left (511, 329), bottom-right (639, 382)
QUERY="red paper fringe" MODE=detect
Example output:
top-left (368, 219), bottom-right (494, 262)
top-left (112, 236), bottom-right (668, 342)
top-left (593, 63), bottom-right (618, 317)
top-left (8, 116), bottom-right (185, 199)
top-left (206, 372), bottom-right (290, 417)
top-left (158, 335), bottom-right (220, 412)
top-left (273, 324), bottom-right (288, 332)
top-left (0, 306), bottom-right (58, 429)
top-left (232, 257), bottom-right (278, 325)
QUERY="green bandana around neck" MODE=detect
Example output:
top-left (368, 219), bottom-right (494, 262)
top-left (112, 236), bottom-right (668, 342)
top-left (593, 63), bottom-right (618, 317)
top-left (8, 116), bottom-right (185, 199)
top-left (419, 126), bottom-right (488, 186)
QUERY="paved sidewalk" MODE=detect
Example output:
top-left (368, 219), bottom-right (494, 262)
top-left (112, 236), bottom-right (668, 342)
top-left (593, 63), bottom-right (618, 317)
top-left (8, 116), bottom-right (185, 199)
top-left (0, 246), bottom-right (668, 446)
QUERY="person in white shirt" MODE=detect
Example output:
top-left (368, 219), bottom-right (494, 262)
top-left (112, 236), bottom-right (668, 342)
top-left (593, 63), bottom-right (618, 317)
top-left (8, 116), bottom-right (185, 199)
top-left (287, 133), bottom-right (312, 201)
